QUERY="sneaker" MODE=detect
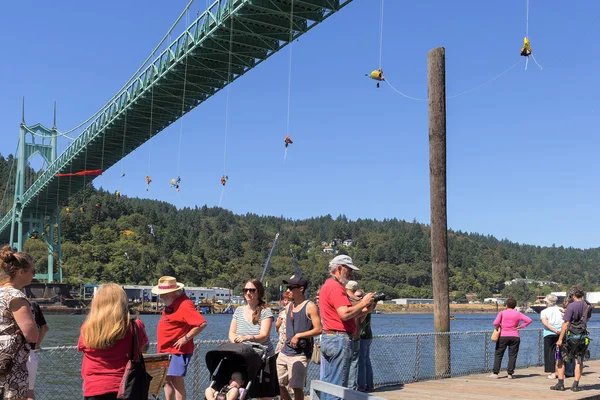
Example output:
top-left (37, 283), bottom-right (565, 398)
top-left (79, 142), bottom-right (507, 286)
top-left (548, 374), bottom-right (557, 379)
top-left (507, 375), bottom-right (514, 379)
top-left (488, 373), bottom-right (499, 379)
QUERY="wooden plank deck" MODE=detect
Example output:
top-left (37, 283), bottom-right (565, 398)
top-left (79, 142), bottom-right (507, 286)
top-left (371, 360), bottom-right (600, 399)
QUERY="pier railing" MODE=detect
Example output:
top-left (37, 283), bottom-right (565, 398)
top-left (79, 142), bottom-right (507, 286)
top-left (33, 328), bottom-right (600, 399)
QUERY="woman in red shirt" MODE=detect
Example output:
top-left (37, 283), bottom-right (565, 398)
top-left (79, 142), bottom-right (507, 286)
top-left (77, 283), bottom-right (149, 400)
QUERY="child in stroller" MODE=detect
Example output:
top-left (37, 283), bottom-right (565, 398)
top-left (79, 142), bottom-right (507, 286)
top-left (205, 371), bottom-right (246, 400)
top-left (205, 343), bottom-right (268, 400)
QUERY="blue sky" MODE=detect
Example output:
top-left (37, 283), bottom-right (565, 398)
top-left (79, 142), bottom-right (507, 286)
top-left (1, 0), bottom-right (599, 249)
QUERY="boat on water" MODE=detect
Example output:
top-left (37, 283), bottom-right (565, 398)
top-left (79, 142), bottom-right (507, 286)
top-left (530, 291), bottom-right (600, 314)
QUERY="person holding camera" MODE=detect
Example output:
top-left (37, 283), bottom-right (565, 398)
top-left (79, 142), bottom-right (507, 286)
top-left (345, 281), bottom-right (362, 390)
top-left (276, 275), bottom-right (322, 400)
top-left (319, 255), bottom-right (375, 400)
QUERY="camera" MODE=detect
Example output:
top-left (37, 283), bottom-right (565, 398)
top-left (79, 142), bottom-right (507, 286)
top-left (297, 338), bottom-right (311, 349)
top-left (373, 292), bottom-right (387, 302)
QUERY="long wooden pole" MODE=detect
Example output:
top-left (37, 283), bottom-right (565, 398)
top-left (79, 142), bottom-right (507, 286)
top-left (428, 47), bottom-right (450, 376)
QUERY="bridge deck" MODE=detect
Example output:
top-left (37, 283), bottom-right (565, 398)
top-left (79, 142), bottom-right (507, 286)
top-left (372, 360), bottom-right (600, 399)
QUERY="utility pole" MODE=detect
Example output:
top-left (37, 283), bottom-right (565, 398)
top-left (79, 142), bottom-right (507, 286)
top-left (428, 47), bottom-right (450, 376)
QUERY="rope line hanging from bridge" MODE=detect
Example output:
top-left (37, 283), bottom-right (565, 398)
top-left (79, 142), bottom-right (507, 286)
top-left (146, 85), bottom-right (155, 193)
top-left (365, 0), bottom-right (385, 89)
top-left (173, 8), bottom-right (191, 209)
top-left (219, 11), bottom-right (234, 207)
top-left (120, 109), bottom-right (128, 179)
top-left (521, 0), bottom-right (542, 71)
top-left (283, 0), bottom-right (295, 163)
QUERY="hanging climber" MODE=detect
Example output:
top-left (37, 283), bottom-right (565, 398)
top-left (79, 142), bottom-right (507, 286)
top-left (146, 176), bottom-right (152, 191)
top-left (170, 176), bottom-right (181, 192)
top-left (284, 135), bottom-right (293, 148)
top-left (366, 69), bottom-right (385, 88)
top-left (65, 207), bottom-right (71, 214)
top-left (95, 203), bottom-right (102, 221)
top-left (115, 190), bottom-right (120, 199)
top-left (121, 172), bottom-right (126, 178)
top-left (221, 175), bottom-right (229, 186)
top-left (520, 37), bottom-right (532, 57)
top-left (79, 207), bottom-right (85, 213)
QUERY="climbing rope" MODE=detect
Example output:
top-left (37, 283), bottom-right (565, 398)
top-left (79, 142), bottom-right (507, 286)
top-left (525, 0), bottom-right (529, 38)
top-left (120, 110), bottom-right (128, 177)
top-left (447, 59), bottom-right (524, 99)
top-left (378, 0), bottom-right (384, 70)
top-left (284, 0), bottom-right (295, 162)
top-left (147, 86), bottom-right (154, 186)
top-left (385, 79), bottom-right (427, 101)
top-left (219, 13), bottom-right (235, 207)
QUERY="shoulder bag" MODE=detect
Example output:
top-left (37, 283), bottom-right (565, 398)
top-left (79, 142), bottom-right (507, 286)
top-left (491, 311), bottom-right (502, 342)
top-left (117, 320), bottom-right (153, 399)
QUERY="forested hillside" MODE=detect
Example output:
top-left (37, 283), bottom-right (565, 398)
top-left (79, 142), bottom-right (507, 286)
top-left (3, 154), bottom-right (600, 302)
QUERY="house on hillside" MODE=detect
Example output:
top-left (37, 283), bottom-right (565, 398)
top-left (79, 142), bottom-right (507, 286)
top-left (343, 239), bottom-right (354, 247)
top-left (323, 247), bottom-right (335, 255)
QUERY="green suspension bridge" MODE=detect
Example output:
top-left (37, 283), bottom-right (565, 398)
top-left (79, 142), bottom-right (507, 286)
top-left (0, 0), bottom-right (354, 282)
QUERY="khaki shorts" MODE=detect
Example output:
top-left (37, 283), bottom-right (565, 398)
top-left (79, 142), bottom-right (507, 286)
top-left (276, 352), bottom-right (308, 389)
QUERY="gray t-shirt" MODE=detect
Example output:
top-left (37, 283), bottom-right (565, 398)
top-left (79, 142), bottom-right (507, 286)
top-left (233, 305), bottom-right (274, 356)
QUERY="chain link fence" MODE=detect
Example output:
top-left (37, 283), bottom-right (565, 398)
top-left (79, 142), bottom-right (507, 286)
top-left (31, 328), bottom-right (600, 399)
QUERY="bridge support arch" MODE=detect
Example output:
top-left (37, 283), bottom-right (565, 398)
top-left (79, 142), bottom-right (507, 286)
top-left (9, 103), bottom-right (63, 282)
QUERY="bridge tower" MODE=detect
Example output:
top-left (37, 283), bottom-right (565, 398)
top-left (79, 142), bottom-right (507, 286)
top-left (9, 101), bottom-right (62, 282)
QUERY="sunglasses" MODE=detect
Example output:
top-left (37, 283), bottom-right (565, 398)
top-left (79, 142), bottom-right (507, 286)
top-left (243, 288), bottom-right (257, 293)
top-left (287, 285), bottom-right (300, 290)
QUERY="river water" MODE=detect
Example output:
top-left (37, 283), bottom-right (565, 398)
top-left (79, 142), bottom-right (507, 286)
top-left (42, 312), bottom-right (600, 347)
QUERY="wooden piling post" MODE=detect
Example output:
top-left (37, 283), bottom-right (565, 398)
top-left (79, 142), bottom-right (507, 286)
top-left (428, 47), bottom-right (450, 376)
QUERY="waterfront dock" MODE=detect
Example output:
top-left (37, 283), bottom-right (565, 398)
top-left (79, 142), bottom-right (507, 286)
top-left (373, 360), bottom-right (600, 399)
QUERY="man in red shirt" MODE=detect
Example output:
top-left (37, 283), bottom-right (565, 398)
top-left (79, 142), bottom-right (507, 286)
top-left (153, 276), bottom-right (207, 400)
top-left (318, 255), bottom-right (375, 400)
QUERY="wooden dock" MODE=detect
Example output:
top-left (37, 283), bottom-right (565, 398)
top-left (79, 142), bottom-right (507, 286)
top-left (371, 360), bottom-right (600, 399)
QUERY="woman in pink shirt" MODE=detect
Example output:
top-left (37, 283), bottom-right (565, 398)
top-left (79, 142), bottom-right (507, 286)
top-left (489, 298), bottom-right (532, 379)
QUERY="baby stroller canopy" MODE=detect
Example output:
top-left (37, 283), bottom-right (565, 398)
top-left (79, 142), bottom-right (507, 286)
top-left (206, 343), bottom-right (266, 389)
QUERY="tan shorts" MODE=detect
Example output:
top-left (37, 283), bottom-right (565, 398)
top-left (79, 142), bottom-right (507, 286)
top-left (276, 352), bottom-right (308, 389)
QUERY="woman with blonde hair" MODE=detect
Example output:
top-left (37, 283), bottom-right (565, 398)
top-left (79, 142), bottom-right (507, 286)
top-left (77, 283), bottom-right (149, 400)
top-left (0, 246), bottom-right (38, 400)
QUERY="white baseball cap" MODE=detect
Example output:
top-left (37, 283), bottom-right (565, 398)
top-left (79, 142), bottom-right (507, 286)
top-left (329, 255), bottom-right (360, 271)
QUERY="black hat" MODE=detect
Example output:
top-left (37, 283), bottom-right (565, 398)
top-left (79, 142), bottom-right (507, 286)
top-left (283, 275), bottom-right (309, 288)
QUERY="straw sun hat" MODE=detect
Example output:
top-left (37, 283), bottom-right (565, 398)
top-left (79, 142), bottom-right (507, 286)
top-left (151, 276), bottom-right (185, 295)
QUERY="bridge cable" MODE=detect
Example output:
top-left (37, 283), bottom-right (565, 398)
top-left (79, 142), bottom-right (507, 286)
top-left (0, 143), bottom-right (19, 215)
top-left (219, 13), bottom-right (235, 208)
top-left (284, 0), bottom-right (295, 163)
top-left (57, 0), bottom-right (196, 136)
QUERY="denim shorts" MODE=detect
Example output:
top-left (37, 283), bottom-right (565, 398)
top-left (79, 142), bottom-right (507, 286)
top-left (167, 354), bottom-right (193, 377)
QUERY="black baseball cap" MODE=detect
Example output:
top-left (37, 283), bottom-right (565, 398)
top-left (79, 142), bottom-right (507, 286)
top-left (283, 275), bottom-right (309, 288)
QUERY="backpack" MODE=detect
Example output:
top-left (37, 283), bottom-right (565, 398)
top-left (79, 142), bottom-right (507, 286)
top-left (567, 303), bottom-right (591, 336)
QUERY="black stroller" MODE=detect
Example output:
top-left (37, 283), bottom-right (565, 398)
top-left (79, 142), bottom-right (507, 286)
top-left (205, 343), bottom-right (269, 400)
